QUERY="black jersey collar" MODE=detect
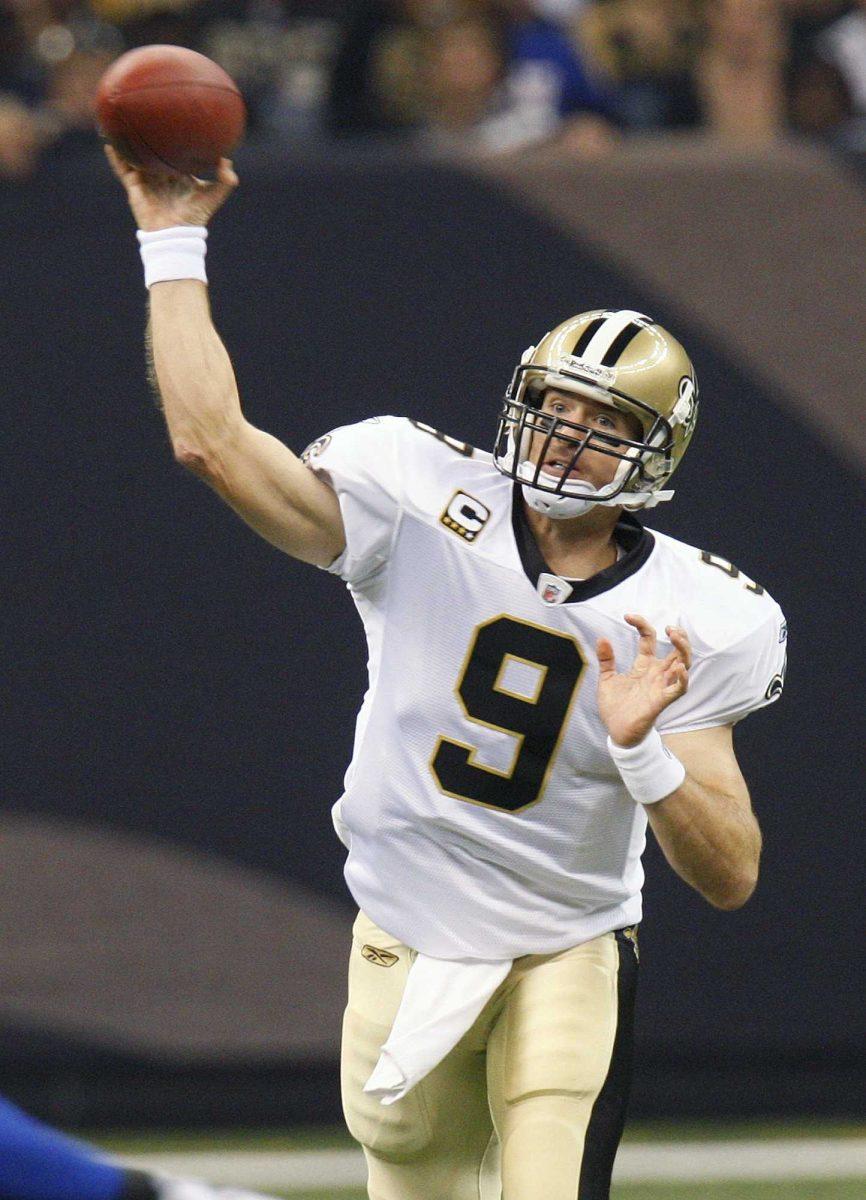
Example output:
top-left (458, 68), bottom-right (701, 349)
top-left (511, 486), bottom-right (654, 603)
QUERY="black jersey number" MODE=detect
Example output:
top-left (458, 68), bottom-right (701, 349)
top-left (699, 551), bottom-right (764, 595)
top-left (409, 419), bottom-right (474, 457)
top-left (430, 616), bottom-right (585, 814)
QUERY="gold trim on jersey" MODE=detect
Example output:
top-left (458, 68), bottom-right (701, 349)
top-left (493, 653), bottom-right (548, 704)
top-left (429, 613), bottom-right (586, 815)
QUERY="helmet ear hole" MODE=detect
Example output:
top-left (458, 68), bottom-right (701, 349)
top-left (525, 381), bottom-right (544, 408)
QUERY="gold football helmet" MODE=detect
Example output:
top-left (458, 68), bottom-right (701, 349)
top-left (494, 309), bottom-right (699, 518)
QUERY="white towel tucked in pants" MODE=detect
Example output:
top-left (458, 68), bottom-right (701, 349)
top-left (363, 953), bottom-right (512, 1105)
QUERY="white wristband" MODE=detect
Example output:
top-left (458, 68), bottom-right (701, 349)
top-left (607, 728), bottom-right (686, 806)
top-left (137, 226), bottom-right (207, 288)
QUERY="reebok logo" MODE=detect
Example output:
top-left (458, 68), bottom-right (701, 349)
top-left (362, 944), bottom-right (399, 968)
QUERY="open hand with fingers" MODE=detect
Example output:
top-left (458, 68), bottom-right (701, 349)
top-left (596, 614), bottom-right (691, 748)
top-left (105, 144), bottom-right (238, 232)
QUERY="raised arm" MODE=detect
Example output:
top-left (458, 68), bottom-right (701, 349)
top-left (106, 147), bottom-right (345, 567)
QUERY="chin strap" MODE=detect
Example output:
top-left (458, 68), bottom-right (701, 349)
top-left (520, 470), bottom-right (675, 519)
top-left (522, 485), bottom-right (596, 519)
top-left (622, 488), bottom-right (674, 511)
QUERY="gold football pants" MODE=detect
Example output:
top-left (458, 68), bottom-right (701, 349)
top-left (341, 911), bottom-right (639, 1200)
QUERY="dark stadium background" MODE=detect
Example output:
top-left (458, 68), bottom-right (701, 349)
top-left (1, 137), bottom-right (864, 1132)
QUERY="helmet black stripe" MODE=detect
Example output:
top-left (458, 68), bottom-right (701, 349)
top-left (601, 322), bottom-right (643, 366)
top-left (571, 317), bottom-right (606, 357)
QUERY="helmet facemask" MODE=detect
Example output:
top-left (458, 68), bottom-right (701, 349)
top-left (495, 363), bottom-right (676, 518)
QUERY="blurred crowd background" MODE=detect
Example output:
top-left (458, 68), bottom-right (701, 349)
top-left (3, 0), bottom-right (866, 179)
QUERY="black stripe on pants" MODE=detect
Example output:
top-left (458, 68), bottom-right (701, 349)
top-left (578, 927), bottom-right (640, 1199)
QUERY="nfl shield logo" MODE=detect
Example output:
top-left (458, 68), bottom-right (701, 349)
top-left (538, 573), bottom-right (573, 605)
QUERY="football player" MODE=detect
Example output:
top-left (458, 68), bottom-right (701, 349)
top-left (106, 149), bottom-right (786, 1200)
top-left (0, 1092), bottom-right (278, 1200)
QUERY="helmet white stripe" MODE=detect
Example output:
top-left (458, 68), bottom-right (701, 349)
top-left (577, 310), bottom-right (652, 366)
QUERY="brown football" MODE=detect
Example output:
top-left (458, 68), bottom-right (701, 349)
top-left (97, 45), bottom-right (246, 177)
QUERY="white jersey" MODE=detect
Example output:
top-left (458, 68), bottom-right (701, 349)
top-left (306, 417), bottom-right (786, 960)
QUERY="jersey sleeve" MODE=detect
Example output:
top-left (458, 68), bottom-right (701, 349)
top-left (302, 417), bottom-right (404, 587)
top-left (658, 607), bottom-right (788, 734)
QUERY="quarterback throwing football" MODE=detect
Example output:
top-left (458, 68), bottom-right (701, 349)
top-left (107, 150), bottom-right (786, 1200)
